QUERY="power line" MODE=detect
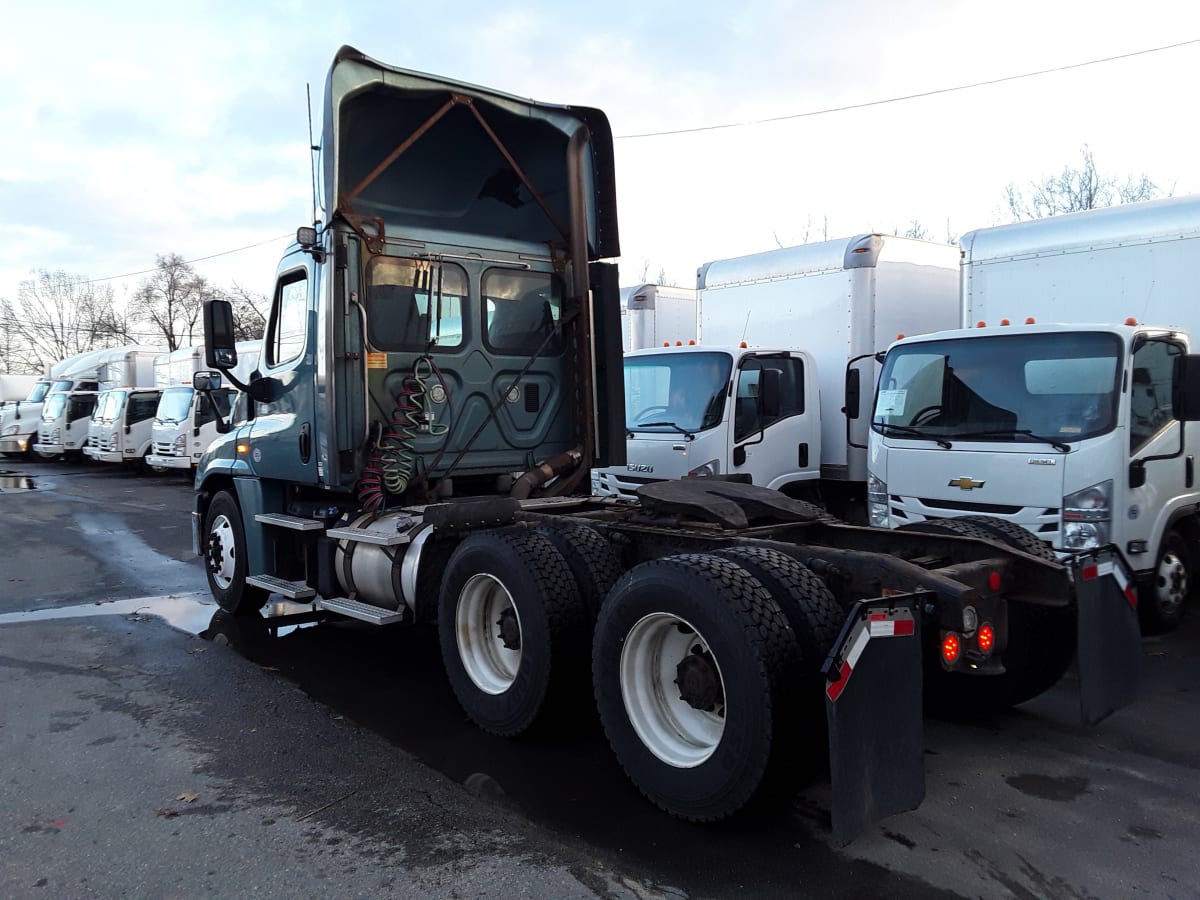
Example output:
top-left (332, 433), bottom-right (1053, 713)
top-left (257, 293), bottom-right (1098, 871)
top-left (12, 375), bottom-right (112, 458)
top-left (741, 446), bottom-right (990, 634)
top-left (69, 233), bottom-right (293, 287)
top-left (616, 38), bottom-right (1200, 140)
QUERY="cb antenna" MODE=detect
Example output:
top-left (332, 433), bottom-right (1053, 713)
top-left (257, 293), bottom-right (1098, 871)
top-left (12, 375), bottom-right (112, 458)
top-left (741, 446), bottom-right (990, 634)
top-left (306, 83), bottom-right (320, 227)
top-left (741, 310), bottom-right (752, 343)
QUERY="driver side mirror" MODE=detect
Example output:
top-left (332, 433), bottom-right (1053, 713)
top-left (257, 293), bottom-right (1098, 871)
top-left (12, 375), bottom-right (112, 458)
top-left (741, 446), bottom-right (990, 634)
top-left (1172, 354), bottom-right (1200, 421)
top-left (203, 299), bottom-right (238, 370)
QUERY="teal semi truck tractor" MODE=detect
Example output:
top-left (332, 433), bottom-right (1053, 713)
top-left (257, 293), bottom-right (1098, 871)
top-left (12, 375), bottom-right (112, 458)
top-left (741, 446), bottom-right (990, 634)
top-left (189, 47), bottom-right (1138, 841)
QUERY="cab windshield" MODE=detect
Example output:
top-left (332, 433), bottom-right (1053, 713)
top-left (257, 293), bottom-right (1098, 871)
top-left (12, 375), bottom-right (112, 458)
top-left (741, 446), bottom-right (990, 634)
top-left (625, 352), bottom-right (732, 434)
top-left (25, 382), bottom-right (50, 403)
top-left (42, 393), bottom-right (67, 420)
top-left (874, 332), bottom-right (1123, 443)
top-left (93, 391), bottom-right (127, 424)
top-left (156, 387), bottom-right (195, 425)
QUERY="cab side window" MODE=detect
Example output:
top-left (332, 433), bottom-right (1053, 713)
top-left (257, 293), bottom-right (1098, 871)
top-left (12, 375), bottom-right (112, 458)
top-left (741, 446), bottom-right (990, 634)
top-left (267, 272), bottom-right (308, 367)
top-left (734, 357), bottom-right (805, 442)
top-left (1130, 338), bottom-right (1182, 453)
top-left (128, 396), bottom-right (159, 425)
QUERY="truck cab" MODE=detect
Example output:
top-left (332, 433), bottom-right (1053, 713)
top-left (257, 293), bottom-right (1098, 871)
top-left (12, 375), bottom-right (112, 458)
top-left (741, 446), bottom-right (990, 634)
top-left (147, 385), bottom-right (235, 471)
top-left (869, 321), bottom-right (1200, 631)
top-left (0, 380), bottom-right (53, 455)
top-left (592, 344), bottom-right (820, 498)
top-left (34, 386), bottom-right (99, 459)
top-left (85, 388), bottom-right (164, 469)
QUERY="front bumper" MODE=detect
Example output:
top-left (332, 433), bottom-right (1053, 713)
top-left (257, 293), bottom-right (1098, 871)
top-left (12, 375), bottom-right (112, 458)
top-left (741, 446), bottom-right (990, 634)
top-left (89, 450), bottom-right (127, 464)
top-left (146, 454), bottom-right (192, 470)
top-left (0, 434), bottom-right (32, 453)
top-left (32, 442), bottom-right (64, 455)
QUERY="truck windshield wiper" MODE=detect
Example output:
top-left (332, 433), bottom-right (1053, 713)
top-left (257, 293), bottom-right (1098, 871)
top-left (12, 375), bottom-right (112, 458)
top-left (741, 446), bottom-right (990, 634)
top-left (949, 428), bottom-right (1071, 453)
top-left (875, 423), bottom-right (952, 449)
top-left (632, 421), bottom-right (695, 437)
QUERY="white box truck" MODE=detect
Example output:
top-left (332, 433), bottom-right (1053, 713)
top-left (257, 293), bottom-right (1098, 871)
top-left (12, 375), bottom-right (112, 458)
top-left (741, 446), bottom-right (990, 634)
top-left (593, 234), bottom-right (961, 519)
top-left (35, 346), bottom-right (161, 461)
top-left (1, 351), bottom-right (108, 456)
top-left (146, 342), bottom-right (260, 472)
top-left (868, 195), bottom-right (1200, 632)
top-left (620, 283), bottom-right (698, 351)
top-left (84, 348), bottom-right (166, 470)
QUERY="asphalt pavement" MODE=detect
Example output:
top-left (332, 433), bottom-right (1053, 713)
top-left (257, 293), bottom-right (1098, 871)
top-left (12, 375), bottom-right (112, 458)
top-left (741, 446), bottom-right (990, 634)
top-left (2, 458), bottom-right (1199, 899)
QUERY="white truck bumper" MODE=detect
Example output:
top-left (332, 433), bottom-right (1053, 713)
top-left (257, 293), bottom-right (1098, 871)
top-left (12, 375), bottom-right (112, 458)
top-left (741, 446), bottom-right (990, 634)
top-left (146, 454), bottom-right (192, 470)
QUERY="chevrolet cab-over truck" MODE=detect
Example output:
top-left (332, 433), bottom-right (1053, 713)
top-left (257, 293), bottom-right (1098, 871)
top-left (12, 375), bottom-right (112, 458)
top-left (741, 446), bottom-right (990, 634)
top-left (190, 47), bottom-right (1137, 841)
top-left (869, 197), bottom-right (1200, 634)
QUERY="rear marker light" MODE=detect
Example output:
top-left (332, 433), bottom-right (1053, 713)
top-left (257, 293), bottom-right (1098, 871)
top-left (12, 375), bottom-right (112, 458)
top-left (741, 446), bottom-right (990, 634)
top-left (988, 571), bottom-right (1001, 591)
top-left (942, 633), bottom-right (961, 664)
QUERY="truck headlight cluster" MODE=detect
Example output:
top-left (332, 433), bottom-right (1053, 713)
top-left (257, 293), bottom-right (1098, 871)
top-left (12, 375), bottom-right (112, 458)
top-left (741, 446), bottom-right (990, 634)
top-left (2, 423), bottom-right (17, 436)
top-left (867, 471), bottom-right (890, 528)
top-left (1062, 479), bottom-right (1112, 550)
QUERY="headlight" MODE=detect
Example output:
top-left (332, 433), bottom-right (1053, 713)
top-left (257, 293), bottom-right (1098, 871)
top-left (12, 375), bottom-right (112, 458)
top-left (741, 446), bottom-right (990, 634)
top-left (1062, 479), bottom-right (1112, 549)
top-left (2, 423), bottom-right (17, 436)
top-left (110, 432), bottom-right (119, 444)
top-left (868, 471), bottom-right (890, 528)
top-left (687, 459), bottom-right (721, 477)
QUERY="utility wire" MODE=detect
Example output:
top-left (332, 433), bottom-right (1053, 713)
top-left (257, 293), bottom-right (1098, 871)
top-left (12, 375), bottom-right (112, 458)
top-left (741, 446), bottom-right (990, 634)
top-left (616, 38), bottom-right (1200, 139)
top-left (66, 233), bottom-right (293, 287)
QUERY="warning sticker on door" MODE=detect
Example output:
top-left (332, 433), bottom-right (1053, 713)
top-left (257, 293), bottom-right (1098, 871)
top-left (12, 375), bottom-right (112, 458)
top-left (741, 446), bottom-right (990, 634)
top-left (367, 353), bottom-right (388, 369)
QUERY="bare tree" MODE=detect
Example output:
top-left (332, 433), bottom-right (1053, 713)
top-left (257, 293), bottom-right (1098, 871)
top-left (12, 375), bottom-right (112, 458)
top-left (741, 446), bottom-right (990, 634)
top-left (219, 283), bottom-right (268, 341)
top-left (895, 220), bottom-right (931, 240)
top-left (132, 254), bottom-right (207, 351)
top-left (1005, 146), bottom-right (1163, 221)
top-left (1, 270), bottom-right (124, 372)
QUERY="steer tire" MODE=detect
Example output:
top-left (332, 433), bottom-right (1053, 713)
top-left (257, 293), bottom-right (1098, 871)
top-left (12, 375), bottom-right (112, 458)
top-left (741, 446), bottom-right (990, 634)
top-left (438, 529), bottom-right (587, 737)
top-left (203, 491), bottom-right (270, 615)
top-left (593, 553), bottom-right (800, 822)
top-left (533, 523), bottom-right (622, 619)
top-left (1139, 531), bottom-right (1192, 635)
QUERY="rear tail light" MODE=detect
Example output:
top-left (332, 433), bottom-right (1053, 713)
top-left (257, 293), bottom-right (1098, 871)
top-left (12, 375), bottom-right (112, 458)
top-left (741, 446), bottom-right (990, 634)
top-left (977, 624), bottom-right (995, 653)
top-left (942, 633), bottom-right (961, 664)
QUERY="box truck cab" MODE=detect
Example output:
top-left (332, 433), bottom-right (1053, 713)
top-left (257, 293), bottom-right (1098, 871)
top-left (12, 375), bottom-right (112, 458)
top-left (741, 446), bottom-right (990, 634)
top-left (594, 235), bottom-right (961, 519)
top-left (592, 344), bottom-right (822, 496)
top-left (870, 196), bottom-right (1200, 632)
top-left (146, 343), bottom-right (258, 471)
top-left (0, 379), bottom-right (53, 455)
top-left (85, 387), bottom-right (164, 470)
top-left (1, 349), bottom-right (113, 456)
top-left (34, 388), bottom-right (100, 459)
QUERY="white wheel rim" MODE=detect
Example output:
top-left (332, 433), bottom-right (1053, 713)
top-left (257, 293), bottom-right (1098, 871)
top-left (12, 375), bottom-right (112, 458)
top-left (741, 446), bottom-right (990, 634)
top-left (209, 514), bottom-right (237, 589)
top-left (1156, 550), bottom-right (1188, 615)
top-left (456, 573), bottom-right (522, 695)
top-left (620, 613), bottom-right (725, 768)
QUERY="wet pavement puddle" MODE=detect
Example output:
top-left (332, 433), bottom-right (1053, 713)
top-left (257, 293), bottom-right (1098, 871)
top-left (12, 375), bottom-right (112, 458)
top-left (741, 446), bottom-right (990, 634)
top-left (0, 472), bottom-right (42, 492)
top-left (0, 592), bottom-right (314, 638)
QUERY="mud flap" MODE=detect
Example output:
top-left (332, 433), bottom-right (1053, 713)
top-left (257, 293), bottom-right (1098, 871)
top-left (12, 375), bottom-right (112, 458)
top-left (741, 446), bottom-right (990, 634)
top-left (822, 595), bottom-right (925, 845)
top-left (1073, 549), bottom-right (1140, 725)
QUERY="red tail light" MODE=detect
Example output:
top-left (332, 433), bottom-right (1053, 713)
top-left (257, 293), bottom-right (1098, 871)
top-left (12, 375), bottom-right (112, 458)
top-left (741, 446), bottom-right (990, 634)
top-left (942, 633), bottom-right (961, 664)
top-left (977, 624), bottom-right (995, 653)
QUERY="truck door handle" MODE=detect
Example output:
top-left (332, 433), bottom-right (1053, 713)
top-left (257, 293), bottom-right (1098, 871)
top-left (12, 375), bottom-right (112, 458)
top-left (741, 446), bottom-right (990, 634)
top-left (299, 423), bottom-right (311, 464)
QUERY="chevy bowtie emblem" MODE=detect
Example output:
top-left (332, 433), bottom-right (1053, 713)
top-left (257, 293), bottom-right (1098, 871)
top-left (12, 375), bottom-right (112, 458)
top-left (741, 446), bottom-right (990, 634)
top-left (948, 476), bottom-right (985, 490)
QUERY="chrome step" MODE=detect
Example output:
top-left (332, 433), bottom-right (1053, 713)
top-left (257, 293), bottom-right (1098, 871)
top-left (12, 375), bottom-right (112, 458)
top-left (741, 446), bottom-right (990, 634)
top-left (255, 513), bottom-right (326, 532)
top-left (315, 596), bottom-right (406, 625)
top-left (245, 574), bottom-right (316, 600)
top-left (326, 524), bottom-right (412, 546)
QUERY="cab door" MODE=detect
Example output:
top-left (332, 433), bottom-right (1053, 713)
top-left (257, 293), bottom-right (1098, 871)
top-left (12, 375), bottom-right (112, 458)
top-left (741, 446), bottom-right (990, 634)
top-left (244, 250), bottom-right (319, 484)
top-left (730, 352), bottom-right (822, 489)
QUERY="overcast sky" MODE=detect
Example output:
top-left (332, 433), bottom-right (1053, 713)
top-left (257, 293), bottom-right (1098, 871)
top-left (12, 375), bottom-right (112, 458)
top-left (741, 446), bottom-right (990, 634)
top-left (2, 0), bottom-right (1198, 317)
